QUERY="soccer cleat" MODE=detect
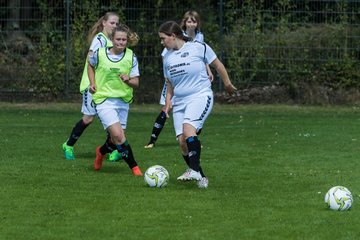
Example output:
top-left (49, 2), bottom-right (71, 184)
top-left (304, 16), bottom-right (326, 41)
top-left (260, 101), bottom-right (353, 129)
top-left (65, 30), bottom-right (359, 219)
top-left (108, 150), bottom-right (122, 162)
top-left (94, 146), bottom-right (104, 171)
top-left (177, 168), bottom-right (202, 181)
top-left (131, 166), bottom-right (143, 176)
top-left (177, 168), bottom-right (191, 180)
top-left (197, 177), bottom-right (209, 189)
top-left (144, 143), bottom-right (155, 149)
top-left (62, 142), bottom-right (75, 160)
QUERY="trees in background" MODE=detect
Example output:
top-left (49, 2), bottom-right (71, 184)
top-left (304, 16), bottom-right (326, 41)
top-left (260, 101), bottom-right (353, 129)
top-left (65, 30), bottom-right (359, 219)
top-left (1, 0), bottom-right (360, 103)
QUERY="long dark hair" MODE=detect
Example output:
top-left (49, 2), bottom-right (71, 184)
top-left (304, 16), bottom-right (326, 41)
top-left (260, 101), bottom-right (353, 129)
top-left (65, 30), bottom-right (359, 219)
top-left (158, 21), bottom-right (192, 42)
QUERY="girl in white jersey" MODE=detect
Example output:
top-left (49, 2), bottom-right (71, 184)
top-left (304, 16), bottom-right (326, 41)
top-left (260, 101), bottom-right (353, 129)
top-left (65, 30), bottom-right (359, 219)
top-left (158, 21), bottom-right (237, 188)
top-left (144, 10), bottom-right (213, 149)
top-left (62, 12), bottom-right (119, 160)
top-left (88, 25), bottom-right (143, 176)
top-left (180, 10), bottom-right (214, 82)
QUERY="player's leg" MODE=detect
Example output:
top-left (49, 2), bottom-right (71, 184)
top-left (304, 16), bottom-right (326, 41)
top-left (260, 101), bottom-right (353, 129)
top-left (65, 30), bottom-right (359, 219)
top-left (96, 100), bottom-right (142, 175)
top-left (181, 126), bottom-right (202, 180)
top-left (93, 100), bottom-right (119, 170)
top-left (176, 134), bottom-right (196, 180)
top-left (65, 114), bottom-right (94, 146)
top-left (181, 151), bottom-right (206, 179)
top-left (181, 94), bottom-right (213, 187)
top-left (94, 132), bottom-right (117, 170)
top-left (107, 123), bottom-right (142, 176)
top-left (171, 104), bottom-right (190, 179)
top-left (145, 83), bottom-right (168, 149)
top-left (97, 131), bottom-right (117, 156)
top-left (176, 131), bottom-right (206, 183)
top-left (62, 89), bottom-right (96, 160)
top-left (171, 102), bottom-right (203, 181)
top-left (115, 104), bottom-right (142, 176)
top-left (145, 110), bottom-right (167, 148)
top-left (108, 128), bottom-right (125, 162)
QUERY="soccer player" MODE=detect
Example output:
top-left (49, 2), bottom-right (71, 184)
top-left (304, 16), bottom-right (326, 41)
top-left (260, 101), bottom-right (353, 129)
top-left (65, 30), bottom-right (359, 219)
top-left (144, 10), bottom-right (213, 149)
top-left (180, 10), bottom-right (213, 82)
top-left (158, 21), bottom-right (237, 188)
top-left (62, 12), bottom-right (120, 160)
top-left (88, 25), bottom-right (143, 176)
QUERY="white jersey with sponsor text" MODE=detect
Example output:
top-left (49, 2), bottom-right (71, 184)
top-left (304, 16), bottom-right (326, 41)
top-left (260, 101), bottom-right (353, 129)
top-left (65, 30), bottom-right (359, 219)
top-left (162, 41), bottom-right (216, 100)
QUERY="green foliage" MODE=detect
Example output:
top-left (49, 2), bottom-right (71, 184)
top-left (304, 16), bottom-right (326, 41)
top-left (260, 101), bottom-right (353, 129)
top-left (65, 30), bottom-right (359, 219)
top-left (31, 2), bottom-right (65, 96)
top-left (313, 58), bottom-right (360, 89)
top-left (1, 103), bottom-right (360, 239)
top-left (2, 1), bottom-right (360, 103)
top-left (222, 1), bottom-right (360, 90)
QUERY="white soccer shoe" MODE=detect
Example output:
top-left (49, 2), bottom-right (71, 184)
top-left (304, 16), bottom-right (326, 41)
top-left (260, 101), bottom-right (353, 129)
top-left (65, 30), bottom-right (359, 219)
top-left (177, 168), bottom-right (202, 181)
top-left (197, 177), bottom-right (209, 189)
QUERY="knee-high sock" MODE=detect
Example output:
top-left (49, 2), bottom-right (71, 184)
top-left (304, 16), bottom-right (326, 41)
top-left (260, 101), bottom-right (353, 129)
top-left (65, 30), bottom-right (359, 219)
top-left (67, 119), bottom-right (90, 146)
top-left (186, 136), bottom-right (202, 173)
top-left (99, 132), bottom-right (116, 155)
top-left (116, 141), bottom-right (138, 169)
top-left (148, 111), bottom-right (167, 144)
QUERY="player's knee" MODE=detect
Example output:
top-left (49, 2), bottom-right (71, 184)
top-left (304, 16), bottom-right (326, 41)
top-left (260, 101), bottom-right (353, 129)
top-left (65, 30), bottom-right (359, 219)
top-left (179, 138), bottom-right (187, 152)
top-left (111, 133), bottom-right (125, 145)
top-left (82, 115), bottom-right (94, 125)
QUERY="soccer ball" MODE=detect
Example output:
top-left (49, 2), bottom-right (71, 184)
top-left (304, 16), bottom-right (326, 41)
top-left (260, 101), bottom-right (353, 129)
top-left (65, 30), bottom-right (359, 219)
top-left (324, 186), bottom-right (353, 211)
top-left (144, 165), bottom-right (169, 188)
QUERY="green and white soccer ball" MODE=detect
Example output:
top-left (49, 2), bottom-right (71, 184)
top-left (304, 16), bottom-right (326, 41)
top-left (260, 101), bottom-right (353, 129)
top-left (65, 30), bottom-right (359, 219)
top-left (324, 186), bottom-right (353, 211)
top-left (144, 165), bottom-right (169, 188)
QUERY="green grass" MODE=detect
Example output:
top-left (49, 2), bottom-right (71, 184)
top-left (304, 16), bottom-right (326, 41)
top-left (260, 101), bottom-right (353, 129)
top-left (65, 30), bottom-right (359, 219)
top-left (0, 102), bottom-right (359, 239)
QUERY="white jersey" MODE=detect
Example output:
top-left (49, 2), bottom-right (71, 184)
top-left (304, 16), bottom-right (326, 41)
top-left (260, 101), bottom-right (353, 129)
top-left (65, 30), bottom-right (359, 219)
top-left (89, 34), bottom-right (109, 52)
top-left (159, 32), bottom-right (206, 105)
top-left (183, 30), bottom-right (204, 42)
top-left (162, 41), bottom-right (216, 99)
top-left (193, 32), bottom-right (204, 42)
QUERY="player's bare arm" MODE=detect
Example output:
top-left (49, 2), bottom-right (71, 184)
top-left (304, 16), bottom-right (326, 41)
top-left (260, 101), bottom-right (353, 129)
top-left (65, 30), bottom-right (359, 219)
top-left (210, 58), bottom-right (237, 94)
top-left (87, 59), bottom-right (96, 93)
top-left (206, 64), bottom-right (214, 82)
top-left (164, 79), bottom-right (173, 118)
top-left (120, 74), bottom-right (139, 88)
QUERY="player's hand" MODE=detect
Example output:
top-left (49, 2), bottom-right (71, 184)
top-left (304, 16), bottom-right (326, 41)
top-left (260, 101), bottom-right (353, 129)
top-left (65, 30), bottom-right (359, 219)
top-left (208, 73), bottom-right (214, 82)
top-left (225, 83), bottom-right (237, 94)
top-left (120, 74), bottom-right (129, 83)
top-left (164, 105), bottom-right (171, 118)
top-left (89, 84), bottom-right (96, 93)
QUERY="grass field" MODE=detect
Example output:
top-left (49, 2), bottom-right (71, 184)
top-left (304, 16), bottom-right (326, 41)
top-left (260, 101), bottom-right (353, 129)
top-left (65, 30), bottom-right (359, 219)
top-left (0, 102), bottom-right (359, 239)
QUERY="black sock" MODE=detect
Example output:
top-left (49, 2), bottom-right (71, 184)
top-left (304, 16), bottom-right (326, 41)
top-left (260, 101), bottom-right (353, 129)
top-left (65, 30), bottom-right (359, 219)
top-left (182, 155), bottom-right (190, 166)
top-left (99, 132), bottom-right (116, 155)
top-left (186, 136), bottom-right (202, 172)
top-left (183, 154), bottom-right (206, 177)
top-left (116, 141), bottom-right (137, 169)
top-left (67, 119), bottom-right (90, 146)
top-left (148, 111), bottom-right (167, 144)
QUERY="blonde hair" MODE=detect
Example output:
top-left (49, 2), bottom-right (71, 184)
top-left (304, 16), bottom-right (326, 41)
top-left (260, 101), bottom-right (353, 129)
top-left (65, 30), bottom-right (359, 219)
top-left (87, 12), bottom-right (119, 44)
top-left (111, 24), bottom-right (139, 47)
top-left (180, 10), bottom-right (202, 32)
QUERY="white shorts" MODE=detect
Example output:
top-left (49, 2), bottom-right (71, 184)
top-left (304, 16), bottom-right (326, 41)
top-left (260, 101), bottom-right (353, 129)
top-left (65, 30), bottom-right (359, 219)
top-left (159, 82), bottom-right (176, 106)
top-left (81, 88), bottom-right (97, 116)
top-left (95, 98), bottom-right (129, 130)
top-left (172, 93), bottom-right (214, 137)
top-left (159, 82), bottom-right (167, 105)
